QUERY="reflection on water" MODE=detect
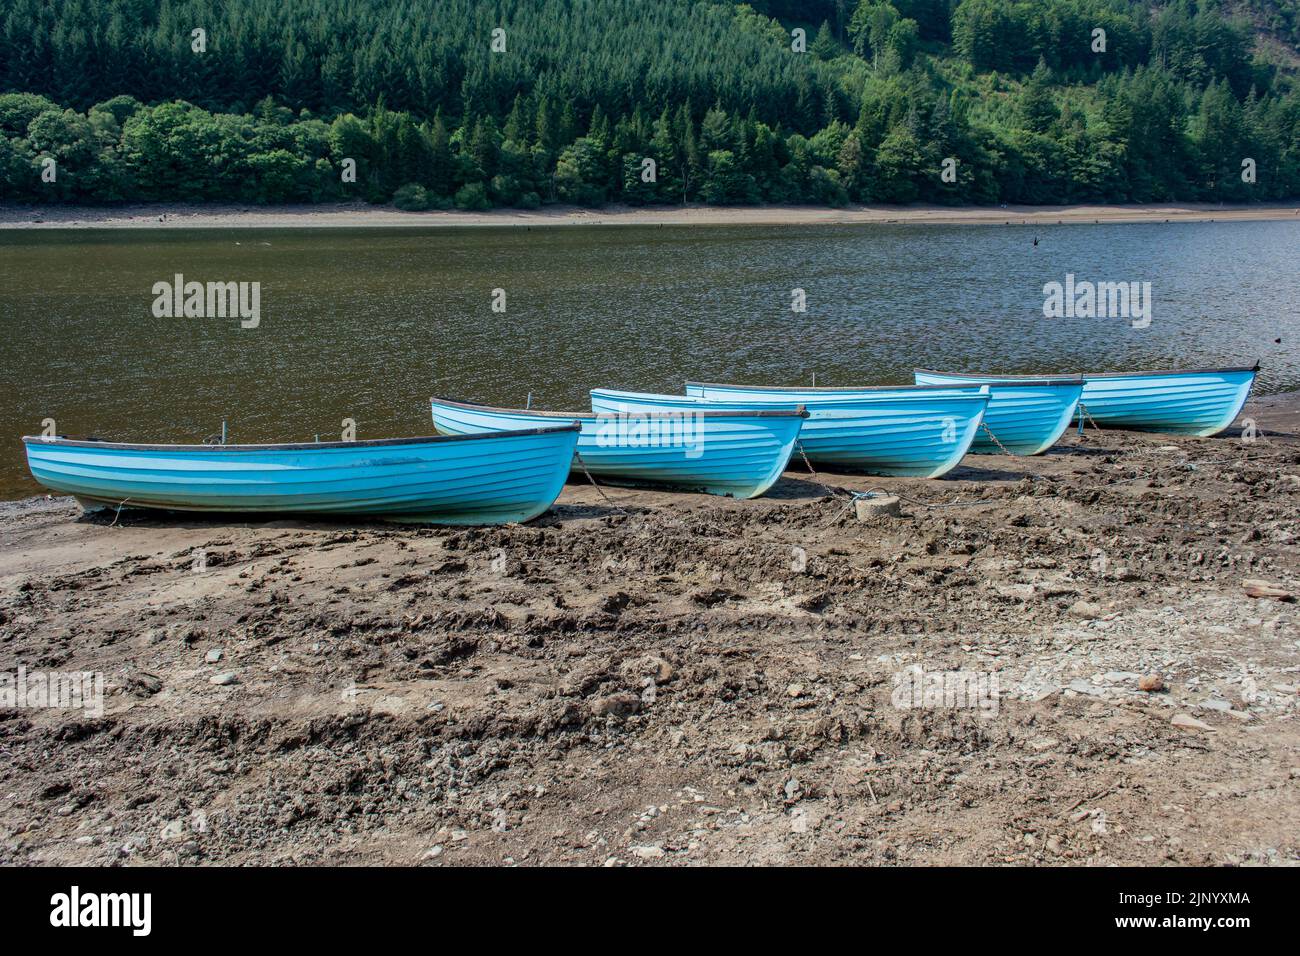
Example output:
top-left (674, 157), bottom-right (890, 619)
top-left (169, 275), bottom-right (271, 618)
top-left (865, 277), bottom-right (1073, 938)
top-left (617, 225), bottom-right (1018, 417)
top-left (1, 220), bottom-right (1296, 499)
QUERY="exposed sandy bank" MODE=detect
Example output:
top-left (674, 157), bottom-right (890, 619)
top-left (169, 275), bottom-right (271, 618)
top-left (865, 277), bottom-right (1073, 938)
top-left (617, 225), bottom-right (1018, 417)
top-left (3, 201), bottom-right (1299, 230)
top-left (1, 394), bottom-right (1297, 865)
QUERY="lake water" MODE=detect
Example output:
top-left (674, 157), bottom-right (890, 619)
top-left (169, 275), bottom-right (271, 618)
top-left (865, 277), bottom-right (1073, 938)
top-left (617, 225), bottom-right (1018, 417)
top-left (2, 220), bottom-right (1297, 500)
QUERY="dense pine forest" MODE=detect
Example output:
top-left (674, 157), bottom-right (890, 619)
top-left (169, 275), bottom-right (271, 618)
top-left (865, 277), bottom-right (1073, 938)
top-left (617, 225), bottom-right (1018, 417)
top-left (1, 0), bottom-right (1298, 208)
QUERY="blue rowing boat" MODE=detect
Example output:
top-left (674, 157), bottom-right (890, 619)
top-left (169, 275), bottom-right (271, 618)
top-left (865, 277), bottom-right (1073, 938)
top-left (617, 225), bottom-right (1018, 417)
top-left (430, 397), bottom-right (807, 499)
top-left (1076, 366), bottom-right (1257, 435)
top-left (594, 384), bottom-right (990, 478)
top-left (913, 370), bottom-right (1084, 455)
top-left (912, 366), bottom-right (1257, 437)
top-left (22, 426), bottom-right (580, 525)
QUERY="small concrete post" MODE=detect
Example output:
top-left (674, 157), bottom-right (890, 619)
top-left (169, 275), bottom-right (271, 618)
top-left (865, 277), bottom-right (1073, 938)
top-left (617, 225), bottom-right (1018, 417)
top-left (855, 495), bottom-right (901, 520)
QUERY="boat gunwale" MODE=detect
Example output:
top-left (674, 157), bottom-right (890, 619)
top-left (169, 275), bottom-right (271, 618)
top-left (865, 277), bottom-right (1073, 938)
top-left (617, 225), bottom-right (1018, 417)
top-left (915, 366), bottom-right (1258, 381)
top-left (684, 381), bottom-right (992, 394)
top-left (432, 395), bottom-right (810, 419)
top-left (21, 424), bottom-right (582, 454)
top-left (913, 369), bottom-right (1085, 386)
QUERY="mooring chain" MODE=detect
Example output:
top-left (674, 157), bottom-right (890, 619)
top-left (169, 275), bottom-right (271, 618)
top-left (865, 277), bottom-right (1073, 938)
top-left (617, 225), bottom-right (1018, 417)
top-left (821, 490), bottom-right (877, 527)
top-left (795, 439), bottom-right (818, 479)
top-left (979, 421), bottom-right (1016, 457)
top-left (795, 439), bottom-right (857, 503)
top-left (572, 455), bottom-right (728, 538)
top-left (573, 452), bottom-right (634, 517)
top-left (798, 437), bottom-right (978, 526)
top-left (819, 485), bottom-right (985, 529)
top-left (1075, 402), bottom-right (1104, 437)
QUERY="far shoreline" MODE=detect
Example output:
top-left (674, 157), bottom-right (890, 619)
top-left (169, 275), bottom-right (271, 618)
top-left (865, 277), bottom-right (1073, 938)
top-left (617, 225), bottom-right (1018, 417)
top-left (3, 201), bottom-right (1300, 230)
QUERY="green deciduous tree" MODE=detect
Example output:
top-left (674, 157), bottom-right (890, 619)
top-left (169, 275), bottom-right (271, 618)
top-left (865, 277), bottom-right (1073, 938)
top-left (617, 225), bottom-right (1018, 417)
top-left (0, 0), bottom-right (1294, 209)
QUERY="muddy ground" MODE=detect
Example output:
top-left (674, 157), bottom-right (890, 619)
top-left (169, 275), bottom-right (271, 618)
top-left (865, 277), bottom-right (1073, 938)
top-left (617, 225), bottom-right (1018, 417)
top-left (1, 395), bottom-right (1297, 867)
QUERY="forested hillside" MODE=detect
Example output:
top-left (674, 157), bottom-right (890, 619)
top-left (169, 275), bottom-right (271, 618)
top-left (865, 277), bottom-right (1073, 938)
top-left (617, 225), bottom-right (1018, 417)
top-left (1, 0), bottom-right (1298, 207)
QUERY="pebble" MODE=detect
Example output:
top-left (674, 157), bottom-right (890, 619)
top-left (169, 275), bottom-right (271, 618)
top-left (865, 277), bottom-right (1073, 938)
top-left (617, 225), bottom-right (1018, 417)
top-left (205, 649), bottom-right (223, 663)
top-left (629, 844), bottom-right (665, 859)
top-left (1138, 675), bottom-right (1164, 692)
top-left (131, 673), bottom-right (163, 695)
top-left (996, 583), bottom-right (1036, 602)
top-left (1242, 579), bottom-right (1294, 602)
top-left (209, 672), bottom-right (238, 686)
top-left (160, 819), bottom-right (185, 841)
top-left (1068, 600), bottom-right (1102, 620)
top-left (1066, 679), bottom-right (1106, 697)
top-left (1171, 713), bottom-right (1214, 732)
top-left (590, 692), bottom-right (640, 718)
top-left (649, 657), bottom-right (674, 682)
top-left (1101, 671), bottom-right (1142, 683)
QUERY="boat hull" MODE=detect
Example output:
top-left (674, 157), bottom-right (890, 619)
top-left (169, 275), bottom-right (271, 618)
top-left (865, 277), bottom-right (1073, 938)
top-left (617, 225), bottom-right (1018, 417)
top-left (1078, 369), bottom-right (1256, 436)
top-left (22, 428), bottom-right (580, 525)
top-left (599, 386), bottom-right (989, 478)
top-left (430, 398), bottom-right (805, 499)
top-left (913, 371), bottom-right (1084, 455)
top-left (909, 367), bottom-right (1257, 437)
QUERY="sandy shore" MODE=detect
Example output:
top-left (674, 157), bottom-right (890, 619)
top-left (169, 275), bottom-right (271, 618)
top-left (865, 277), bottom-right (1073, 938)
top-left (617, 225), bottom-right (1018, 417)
top-left (3, 201), bottom-right (1299, 230)
top-left (1, 394), bottom-right (1297, 866)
